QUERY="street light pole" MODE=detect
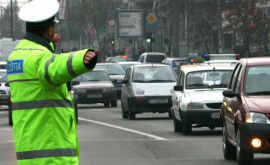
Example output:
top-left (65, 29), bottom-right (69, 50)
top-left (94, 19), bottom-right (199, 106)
top-left (10, 0), bottom-right (13, 38)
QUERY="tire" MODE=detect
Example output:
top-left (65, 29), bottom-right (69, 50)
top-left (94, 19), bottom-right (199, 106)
top-left (182, 120), bottom-right (192, 135)
top-left (104, 102), bottom-right (110, 107)
top-left (173, 111), bottom-right (182, 132)
top-left (236, 129), bottom-right (254, 165)
top-left (128, 102), bottom-right (135, 120)
top-left (111, 100), bottom-right (117, 107)
top-left (8, 96), bottom-right (13, 126)
top-left (121, 101), bottom-right (128, 119)
top-left (222, 127), bottom-right (236, 159)
top-left (168, 111), bottom-right (173, 118)
top-left (209, 126), bottom-right (215, 130)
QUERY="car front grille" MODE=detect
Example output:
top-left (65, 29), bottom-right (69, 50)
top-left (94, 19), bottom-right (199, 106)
top-left (0, 65), bottom-right (7, 69)
top-left (87, 89), bottom-right (103, 93)
top-left (0, 90), bottom-right (6, 94)
top-left (206, 103), bottom-right (222, 109)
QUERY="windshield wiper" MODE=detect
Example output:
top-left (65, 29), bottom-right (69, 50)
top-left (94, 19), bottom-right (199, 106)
top-left (247, 91), bottom-right (270, 95)
top-left (188, 83), bottom-right (213, 89)
top-left (211, 84), bottom-right (228, 87)
top-left (147, 80), bottom-right (176, 82)
top-left (132, 80), bottom-right (146, 83)
top-left (109, 73), bottom-right (121, 75)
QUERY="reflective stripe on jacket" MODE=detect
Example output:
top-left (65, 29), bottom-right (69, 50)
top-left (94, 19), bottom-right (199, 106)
top-left (7, 33), bottom-right (96, 165)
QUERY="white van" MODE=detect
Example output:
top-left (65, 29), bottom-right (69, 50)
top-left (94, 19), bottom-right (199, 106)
top-left (138, 52), bottom-right (166, 64)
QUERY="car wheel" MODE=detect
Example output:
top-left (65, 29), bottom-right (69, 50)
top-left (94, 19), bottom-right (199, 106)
top-left (168, 111), bottom-right (173, 118)
top-left (104, 102), bottom-right (110, 107)
top-left (173, 111), bottom-right (182, 132)
top-left (182, 120), bottom-right (192, 135)
top-left (236, 129), bottom-right (254, 165)
top-left (121, 101), bottom-right (128, 119)
top-left (128, 102), bottom-right (135, 120)
top-left (111, 100), bottom-right (117, 107)
top-left (209, 126), bottom-right (215, 130)
top-left (222, 126), bottom-right (236, 159)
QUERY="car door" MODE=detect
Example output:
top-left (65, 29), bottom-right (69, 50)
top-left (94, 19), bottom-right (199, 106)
top-left (122, 68), bottom-right (131, 109)
top-left (224, 64), bottom-right (242, 140)
top-left (173, 71), bottom-right (185, 121)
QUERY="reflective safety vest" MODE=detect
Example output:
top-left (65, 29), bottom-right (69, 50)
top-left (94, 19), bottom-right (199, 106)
top-left (7, 37), bottom-right (95, 165)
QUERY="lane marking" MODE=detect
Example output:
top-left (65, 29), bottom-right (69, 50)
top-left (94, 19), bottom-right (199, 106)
top-left (79, 138), bottom-right (220, 142)
top-left (79, 117), bottom-right (168, 140)
top-left (0, 128), bottom-right (12, 130)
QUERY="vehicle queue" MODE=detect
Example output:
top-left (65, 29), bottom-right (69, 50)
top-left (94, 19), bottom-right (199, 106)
top-left (3, 52), bottom-right (270, 165)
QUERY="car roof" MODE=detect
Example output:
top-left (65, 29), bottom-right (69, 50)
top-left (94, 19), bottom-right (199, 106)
top-left (240, 57), bottom-right (270, 66)
top-left (180, 65), bottom-right (235, 73)
top-left (141, 52), bottom-right (166, 55)
top-left (132, 64), bottom-right (169, 68)
top-left (117, 61), bottom-right (141, 64)
top-left (164, 57), bottom-right (191, 61)
top-left (92, 69), bottom-right (107, 72)
top-left (97, 63), bottom-right (120, 65)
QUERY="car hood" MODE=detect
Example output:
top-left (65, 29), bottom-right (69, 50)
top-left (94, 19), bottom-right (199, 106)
top-left (187, 89), bottom-right (224, 103)
top-left (109, 75), bottom-right (125, 81)
top-left (244, 96), bottom-right (270, 113)
top-left (73, 81), bottom-right (114, 89)
top-left (134, 82), bottom-right (176, 96)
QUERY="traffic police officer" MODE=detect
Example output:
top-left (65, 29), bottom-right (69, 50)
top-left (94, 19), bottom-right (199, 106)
top-left (7, 0), bottom-right (98, 164)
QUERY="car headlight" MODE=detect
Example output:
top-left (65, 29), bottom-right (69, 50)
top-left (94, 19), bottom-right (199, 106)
top-left (135, 89), bottom-right (145, 95)
top-left (102, 87), bottom-right (115, 92)
top-left (77, 89), bottom-right (86, 93)
top-left (187, 103), bottom-right (204, 109)
top-left (246, 112), bottom-right (270, 124)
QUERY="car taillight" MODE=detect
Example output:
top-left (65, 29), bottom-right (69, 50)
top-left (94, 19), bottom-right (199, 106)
top-left (236, 54), bottom-right (241, 60)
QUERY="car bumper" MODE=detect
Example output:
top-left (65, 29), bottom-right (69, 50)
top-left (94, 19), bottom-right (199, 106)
top-left (0, 95), bottom-right (8, 105)
top-left (182, 110), bottom-right (222, 127)
top-left (238, 122), bottom-right (270, 153)
top-left (129, 96), bottom-right (172, 113)
top-left (77, 92), bottom-right (117, 104)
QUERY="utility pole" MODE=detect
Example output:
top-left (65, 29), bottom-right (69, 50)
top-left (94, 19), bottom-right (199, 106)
top-left (185, 0), bottom-right (189, 56)
top-left (10, 0), bottom-right (13, 39)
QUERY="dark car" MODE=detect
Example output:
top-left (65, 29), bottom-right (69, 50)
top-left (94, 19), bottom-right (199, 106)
top-left (72, 69), bottom-right (117, 107)
top-left (161, 58), bottom-right (192, 72)
top-left (221, 57), bottom-right (270, 165)
top-left (95, 63), bottom-right (126, 98)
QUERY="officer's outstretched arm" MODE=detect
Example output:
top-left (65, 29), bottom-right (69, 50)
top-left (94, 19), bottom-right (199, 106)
top-left (37, 49), bottom-right (97, 87)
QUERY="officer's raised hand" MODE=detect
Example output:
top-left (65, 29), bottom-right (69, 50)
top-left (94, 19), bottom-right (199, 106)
top-left (84, 50), bottom-right (99, 64)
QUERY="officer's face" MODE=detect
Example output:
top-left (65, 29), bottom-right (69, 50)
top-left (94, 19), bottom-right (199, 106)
top-left (48, 26), bottom-right (55, 42)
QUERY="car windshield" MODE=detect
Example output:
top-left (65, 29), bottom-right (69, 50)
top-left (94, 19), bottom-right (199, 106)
top-left (120, 63), bottom-right (140, 71)
top-left (0, 72), bottom-right (8, 82)
top-left (111, 57), bottom-right (125, 63)
top-left (73, 71), bottom-right (110, 82)
top-left (186, 70), bottom-right (233, 89)
top-left (95, 65), bottom-right (126, 75)
top-left (0, 56), bottom-right (5, 61)
top-left (132, 66), bottom-right (176, 83)
top-left (145, 55), bottom-right (165, 63)
top-left (173, 60), bottom-right (191, 67)
top-left (245, 66), bottom-right (270, 95)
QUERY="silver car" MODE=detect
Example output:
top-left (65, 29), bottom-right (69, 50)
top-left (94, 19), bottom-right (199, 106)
top-left (0, 69), bottom-right (9, 105)
top-left (172, 65), bottom-right (235, 135)
top-left (121, 64), bottom-right (177, 119)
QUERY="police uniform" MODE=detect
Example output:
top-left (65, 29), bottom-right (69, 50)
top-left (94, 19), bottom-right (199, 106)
top-left (7, 0), bottom-right (97, 164)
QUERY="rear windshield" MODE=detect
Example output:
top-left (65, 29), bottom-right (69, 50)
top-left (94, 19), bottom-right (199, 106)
top-left (173, 60), bottom-right (191, 67)
top-left (145, 55), bottom-right (165, 63)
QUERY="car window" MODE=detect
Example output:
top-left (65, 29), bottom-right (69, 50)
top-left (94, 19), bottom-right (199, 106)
top-left (186, 70), bottom-right (233, 89)
top-left (124, 68), bottom-right (131, 80)
top-left (0, 72), bottom-right (8, 82)
top-left (74, 71), bottom-right (110, 82)
top-left (180, 72), bottom-right (185, 86)
top-left (245, 65), bottom-right (270, 95)
top-left (0, 56), bottom-right (5, 61)
top-left (145, 55), bottom-right (165, 63)
top-left (229, 64), bottom-right (241, 91)
top-left (95, 65), bottom-right (126, 75)
top-left (173, 61), bottom-right (191, 67)
top-left (132, 66), bottom-right (176, 83)
top-left (235, 66), bottom-right (243, 93)
top-left (177, 71), bottom-right (182, 86)
top-left (139, 55), bottom-right (145, 63)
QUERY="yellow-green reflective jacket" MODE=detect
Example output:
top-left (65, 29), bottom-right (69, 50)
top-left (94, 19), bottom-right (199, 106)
top-left (7, 32), bottom-right (96, 165)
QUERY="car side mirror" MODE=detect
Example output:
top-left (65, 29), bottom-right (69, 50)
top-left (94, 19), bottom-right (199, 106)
top-left (223, 90), bottom-right (239, 98)
top-left (174, 85), bottom-right (183, 91)
top-left (5, 82), bottom-right (9, 87)
top-left (112, 79), bottom-right (117, 83)
top-left (70, 80), bottom-right (80, 86)
top-left (122, 79), bottom-right (128, 84)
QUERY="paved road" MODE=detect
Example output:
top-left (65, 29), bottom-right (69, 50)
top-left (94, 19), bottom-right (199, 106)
top-left (0, 101), bottom-right (269, 165)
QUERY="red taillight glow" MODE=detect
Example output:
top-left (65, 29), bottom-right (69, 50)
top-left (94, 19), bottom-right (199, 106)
top-left (236, 54), bottom-right (241, 60)
top-left (122, 56), bottom-right (127, 58)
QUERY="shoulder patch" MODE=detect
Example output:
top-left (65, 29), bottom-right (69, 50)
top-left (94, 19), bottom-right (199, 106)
top-left (7, 59), bottom-right (24, 75)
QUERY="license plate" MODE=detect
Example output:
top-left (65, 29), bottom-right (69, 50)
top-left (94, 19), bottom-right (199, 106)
top-left (0, 95), bottom-right (7, 99)
top-left (211, 113), bottom-right (220, 119)
top-left (149, 99), bottom-right (168, 104)
top-left (87, 94), bottom-right (102, 98)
